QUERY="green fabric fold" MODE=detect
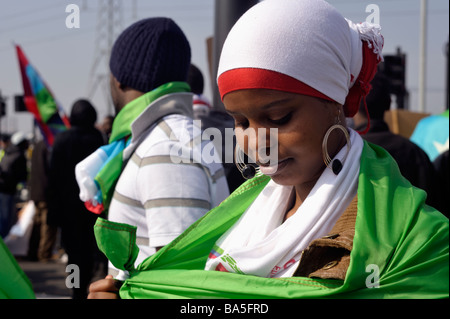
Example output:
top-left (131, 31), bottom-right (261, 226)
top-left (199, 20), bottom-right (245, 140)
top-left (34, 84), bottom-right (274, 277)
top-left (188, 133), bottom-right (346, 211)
top-left (94, 217), bottom-right (139, 273)
top-left (108, 82), bottom-right (191, 143)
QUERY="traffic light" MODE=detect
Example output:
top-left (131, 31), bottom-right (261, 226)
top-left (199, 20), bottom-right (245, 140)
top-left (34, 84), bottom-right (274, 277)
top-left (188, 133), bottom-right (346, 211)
top-left (14, 95), bottom-right (27, 112)
top-left (382, 50), bottom-right (407, 108)
top-left (383, 55), bottom-right (406, 95)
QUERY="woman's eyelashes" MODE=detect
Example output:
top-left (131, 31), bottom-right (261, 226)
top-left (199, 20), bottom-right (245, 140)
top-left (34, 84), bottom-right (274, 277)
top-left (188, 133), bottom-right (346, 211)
top-left (234, 112), bottom-right (292, 129)
top-left (269, 112), bottom-right (292, 125)
top-left (234, 118), bottom-right (249, 129)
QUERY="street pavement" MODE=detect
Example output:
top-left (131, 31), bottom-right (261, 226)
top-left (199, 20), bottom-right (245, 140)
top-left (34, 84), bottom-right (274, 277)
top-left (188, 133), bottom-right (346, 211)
top-left (16, 254), bottom-right (108, 299)
top-left (17, 257), bottom-right (72, 299)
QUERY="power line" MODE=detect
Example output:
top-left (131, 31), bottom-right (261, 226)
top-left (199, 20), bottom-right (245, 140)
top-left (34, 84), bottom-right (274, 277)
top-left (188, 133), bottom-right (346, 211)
top-left (87, 0), bottom-right (123, 115)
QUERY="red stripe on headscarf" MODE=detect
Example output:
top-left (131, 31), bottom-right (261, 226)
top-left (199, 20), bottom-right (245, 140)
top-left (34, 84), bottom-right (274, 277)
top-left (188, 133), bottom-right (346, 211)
top-left (344, 40), bottom-right (383, 131)
top-left (218, 68), bottom-right (334, 103)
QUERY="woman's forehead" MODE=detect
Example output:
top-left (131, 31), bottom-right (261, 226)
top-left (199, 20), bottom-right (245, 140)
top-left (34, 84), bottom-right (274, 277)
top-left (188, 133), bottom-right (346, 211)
top-left (225, 89), bottom-right (295, 107)
top-left (223, 89), bottom-right (326, 114)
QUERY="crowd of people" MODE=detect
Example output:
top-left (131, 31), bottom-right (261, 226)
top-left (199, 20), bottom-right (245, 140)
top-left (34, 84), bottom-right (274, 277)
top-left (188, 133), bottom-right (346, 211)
top-left (0, 0), bottom-right (448, 300)
top-left (0, 107), bottom-right (114, 298)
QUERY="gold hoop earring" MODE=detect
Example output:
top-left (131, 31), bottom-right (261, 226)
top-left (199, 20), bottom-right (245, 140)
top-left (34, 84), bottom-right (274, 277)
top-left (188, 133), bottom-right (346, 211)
top-left (235, 143), bottom-right (260, 179)
top-left (322, 114), bottom-right (351, 175)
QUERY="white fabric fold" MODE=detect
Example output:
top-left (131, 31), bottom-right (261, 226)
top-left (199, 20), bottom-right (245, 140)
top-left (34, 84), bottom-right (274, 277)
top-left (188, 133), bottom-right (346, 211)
top-left (75, 146), bottom-right (109, 206)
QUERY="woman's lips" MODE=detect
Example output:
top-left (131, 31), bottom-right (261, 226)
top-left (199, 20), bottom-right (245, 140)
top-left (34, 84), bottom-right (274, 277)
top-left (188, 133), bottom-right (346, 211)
top-left (258, 158), bottom-right (290, 176)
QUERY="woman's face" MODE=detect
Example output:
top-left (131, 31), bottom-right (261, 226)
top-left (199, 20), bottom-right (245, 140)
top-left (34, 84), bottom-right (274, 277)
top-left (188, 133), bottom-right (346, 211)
top-left (224, 89), bottom-right (344, 192)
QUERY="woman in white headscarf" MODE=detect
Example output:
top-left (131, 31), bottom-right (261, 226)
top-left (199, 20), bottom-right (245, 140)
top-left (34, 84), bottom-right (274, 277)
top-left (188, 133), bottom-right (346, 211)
top-left (89, 0), bottom-right (448, 299)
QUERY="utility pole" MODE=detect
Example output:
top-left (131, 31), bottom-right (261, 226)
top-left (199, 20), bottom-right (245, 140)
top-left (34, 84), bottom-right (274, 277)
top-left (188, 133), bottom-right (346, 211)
top-left (418, 0), bottom-right (427, 112)
top-left (212, 0), bottom-right (258, 111)
top-left (87, 0), bottom-right (123, 116)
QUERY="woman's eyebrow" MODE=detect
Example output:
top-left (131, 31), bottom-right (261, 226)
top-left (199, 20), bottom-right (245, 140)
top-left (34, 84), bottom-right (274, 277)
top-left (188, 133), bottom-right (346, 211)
top-left (261, 98), bottom-right (293, 111)
top-left (226, 97), bottom-right (294, 116)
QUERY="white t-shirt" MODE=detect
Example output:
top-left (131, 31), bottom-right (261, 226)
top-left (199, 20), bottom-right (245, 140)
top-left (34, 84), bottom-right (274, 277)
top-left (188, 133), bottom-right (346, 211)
top-left (108, 93), bottom-right (229, 279)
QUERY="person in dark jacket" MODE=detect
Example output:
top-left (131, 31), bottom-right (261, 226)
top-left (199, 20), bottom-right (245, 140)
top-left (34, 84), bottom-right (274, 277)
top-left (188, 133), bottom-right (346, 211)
top-left (47, 99), bottom-right (105, 299)
top-left (353, 71), bottom-right (438, 208)
top-left (27, 139), bottom-right (57, 261)
top-left (0, 132), bottom-right (28, 238)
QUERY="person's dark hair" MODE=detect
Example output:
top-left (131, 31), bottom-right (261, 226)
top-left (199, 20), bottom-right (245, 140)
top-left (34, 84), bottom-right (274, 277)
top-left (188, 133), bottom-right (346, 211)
top-left (187, 64), bottom-right (204, 95)
top-left (0, 133), bottom-right (11, 143)
top-left (70, 99), bottom-right (97, 128)
top-left (360, 70), bottom-right (391, 120)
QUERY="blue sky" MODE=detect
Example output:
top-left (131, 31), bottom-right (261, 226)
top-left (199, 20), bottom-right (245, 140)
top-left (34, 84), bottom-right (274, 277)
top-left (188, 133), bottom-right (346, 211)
top-left (0, 0), bottom-right (448, 135)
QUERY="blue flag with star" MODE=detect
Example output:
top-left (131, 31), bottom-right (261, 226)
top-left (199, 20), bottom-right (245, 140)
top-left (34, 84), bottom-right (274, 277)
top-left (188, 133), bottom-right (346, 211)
top-left (410, 110), bottom-right (449, 162)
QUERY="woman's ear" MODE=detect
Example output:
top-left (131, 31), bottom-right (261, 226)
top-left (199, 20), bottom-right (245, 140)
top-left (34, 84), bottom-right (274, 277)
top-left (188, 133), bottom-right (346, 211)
top-left (321, 99), bottom-right (344, 125)
top-left (336, 104), bottom-right (346, 124)
top-left (327, 101), bottom-right (345, 124)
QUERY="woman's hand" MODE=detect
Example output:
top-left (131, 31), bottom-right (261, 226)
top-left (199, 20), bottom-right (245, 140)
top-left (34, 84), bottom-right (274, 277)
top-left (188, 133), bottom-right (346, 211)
top-left (88, 275), bottom-right (122, 299)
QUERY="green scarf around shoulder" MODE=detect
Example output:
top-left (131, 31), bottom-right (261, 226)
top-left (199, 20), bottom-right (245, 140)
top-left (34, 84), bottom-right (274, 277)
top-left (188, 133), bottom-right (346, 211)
top-left (94, 142), bottom-right (449, 299)
top-left (82, 82), bottom-right (190, 214)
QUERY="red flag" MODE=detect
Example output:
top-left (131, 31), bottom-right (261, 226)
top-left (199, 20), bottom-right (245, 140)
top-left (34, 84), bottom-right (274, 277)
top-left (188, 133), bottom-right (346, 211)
top-left (15, 44), bottom-right (69, 146)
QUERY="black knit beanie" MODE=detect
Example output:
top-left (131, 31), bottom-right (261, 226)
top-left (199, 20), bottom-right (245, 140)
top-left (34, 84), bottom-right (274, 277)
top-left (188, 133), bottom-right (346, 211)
top-left (109, 17), bottom-right (191, 93)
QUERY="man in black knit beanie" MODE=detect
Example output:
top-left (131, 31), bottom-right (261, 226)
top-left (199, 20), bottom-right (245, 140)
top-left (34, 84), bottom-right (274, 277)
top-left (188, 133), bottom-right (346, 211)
top-left (80, 17), bottom-right (229, 299)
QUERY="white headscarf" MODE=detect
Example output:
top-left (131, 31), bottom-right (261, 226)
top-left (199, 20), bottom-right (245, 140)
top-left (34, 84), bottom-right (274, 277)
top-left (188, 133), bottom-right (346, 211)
top-left (217, 0), bottom-right (383, 117)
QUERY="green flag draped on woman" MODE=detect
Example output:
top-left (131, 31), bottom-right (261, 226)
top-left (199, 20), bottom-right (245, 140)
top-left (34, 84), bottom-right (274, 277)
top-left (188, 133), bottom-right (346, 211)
top-left (94, 143), bottom-right (448, 299)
